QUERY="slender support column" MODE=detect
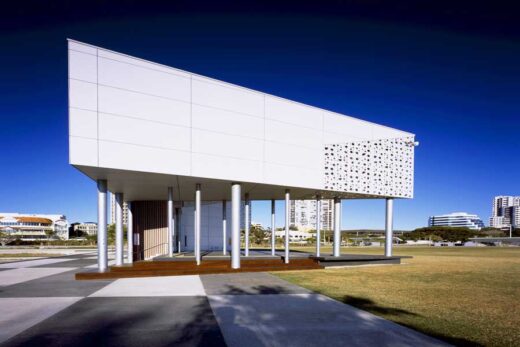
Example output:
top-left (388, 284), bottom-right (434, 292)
top-left (333, 197), bottom-right (341, 257)
top-left (244, 193), bottom-right (250, 257)
top-left (167, 187), bottom-right (174, 257)
top-left (231, 183), bottom-right (241, 269)
top-left (316, 195), bottom-right (321, 257)
top-left (385, 198), bottom-right (394, 257)
top-left (222, 200), bottom-right (227, 255)
top-left (115, 192), bottom-right (124, 266)
top-left (284, 189), bottom-right (290, 264)
top-left (177, 206), bottom-right (182, 253)
top-left (271, 199), bottom-right (276, 256)
top-left (195, 184), bottom-right (201, 265)
top-left (126, 201), bottom-right (133, 264)
top-left (97, 180), bottom-right (108, 272)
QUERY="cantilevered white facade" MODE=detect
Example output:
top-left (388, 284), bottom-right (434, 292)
top-left (68, 40), bottom-right (414, 202)
top-left (67, 39), bottom-right (416, 267)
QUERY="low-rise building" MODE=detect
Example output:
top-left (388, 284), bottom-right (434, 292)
top-left (275, 229), bottom-right (314, 243)
top-left (70, 222), bottom-right (98, 237)
top-left (0, 213), bottom-right (69, 241)
top-left (428, 212), bottom-right (484, 230)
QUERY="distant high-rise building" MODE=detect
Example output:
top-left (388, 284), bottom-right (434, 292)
top-left (490, 196), bottom-right (520, 229)
top-left (110, 193), bottom-right (129, 226)
top-left (290, 200), bottom-right (334, 231)
top-left (428, 212), bottom-right (484, 230)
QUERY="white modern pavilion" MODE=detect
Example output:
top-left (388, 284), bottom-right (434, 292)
top-left (67, 39), bottom-right (416, 272)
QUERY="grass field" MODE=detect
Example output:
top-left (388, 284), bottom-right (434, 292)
top-left (274, 246), bottom-right (520, 346)
top-left (0, 253), bottom-right (61, 258)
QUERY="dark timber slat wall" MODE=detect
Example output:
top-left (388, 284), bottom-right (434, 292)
top-left (132, 201), bottom-right (168, 260)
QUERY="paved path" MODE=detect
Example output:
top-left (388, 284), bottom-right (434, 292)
top-left (0, 253), bottom-right (447, 346)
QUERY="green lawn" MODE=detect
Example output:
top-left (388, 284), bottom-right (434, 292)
top-left (0, 253), bottom-right (61, 258)
top-left (274, 246), bottom-right (520, 346)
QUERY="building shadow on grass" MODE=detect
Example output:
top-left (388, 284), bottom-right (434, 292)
top-left (221, 284), bottom-right (298, 295)
top-left (340, 295), bottom-right (483, 347)
top-left (341, 295), bottom-right (420, 317)
top-left (397, 321), bottom-right (484, 347)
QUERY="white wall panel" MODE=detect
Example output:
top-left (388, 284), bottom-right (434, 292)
top-left (192, 153), bottom-right (263, 183)
top-left (265, 119), bottom-right (322, 149)
top-left (98, 86), bottom-right (190, 127)
top-left (69, 50), bottom-right (97, 83)
top-left (264, 141), bottom-right (322, 170)
top-left (263, 163), bottom-right (321, 189)
top-left (323, 131), bottom-right (361, 144)
top-left (180, 202), bottom-right (232, 251)
top-left (323, 111), bottom-right (373, 139)
top-left (69, 136), bottom-right (97, 166)
top-left (265, 96), bottom-right (323, 129)
top-left (68, 41), bottom-right (97, 55)
top-left (192, 104), bottom-right (264, 139)
top-left (371, 125), bottom-right (410, 140)
top-left (98, 141), bottom-right (191, 175)
top-left (192, 78), bottom-right (264, 117)
top-left (98, 50), bottom-right (191, 77)
top-left (192, 129), bottom-right (263, 161)
top-left (69, 108), bottom-right (97, 139)
top-left (98, 57), bottom-right (191, 101)
top-left (69, 80), bottom-right (97, 111)
top-left (98, 113), bottom-right (191, 151)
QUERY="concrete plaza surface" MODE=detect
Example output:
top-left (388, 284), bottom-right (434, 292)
top-left (0, 254), bottom-right (447, 346)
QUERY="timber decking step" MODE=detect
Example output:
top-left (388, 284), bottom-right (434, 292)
top-left (75, 258), bottom-right (322, 280)
top-left (76, 264), bottom-right (321, 280)
top-left (110, 260), bottom-right (319, 272)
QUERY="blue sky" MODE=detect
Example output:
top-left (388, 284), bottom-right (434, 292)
top-left (1, 4), bottom-right (518, 230)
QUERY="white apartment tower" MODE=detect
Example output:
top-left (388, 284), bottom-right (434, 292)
top-left (110, 192), bottom-right (129, 226)
top-left (490, 196), bottom-right (520, 229)
top-left (290, 199), bottom-right (334, 231)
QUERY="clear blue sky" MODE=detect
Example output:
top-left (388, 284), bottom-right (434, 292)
top-left (1, 2), bottom-right (518, 230)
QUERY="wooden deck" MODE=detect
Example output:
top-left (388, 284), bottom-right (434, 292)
top-left (75, 257), bottom-right (323, 280)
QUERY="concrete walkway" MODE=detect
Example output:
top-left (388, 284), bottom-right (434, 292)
top-left (0, 253), bottom-right (448, 346)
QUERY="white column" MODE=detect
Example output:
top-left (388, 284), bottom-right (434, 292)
top-left (284, 189), bottom-right (290, 264)
top-left (115, 192), bottom-right (124, 266)
top-left (167, 187), bottom-right (174, 257)
top-left (126, 201), bottom-right (133, 264)
top-left (97, 180), bottom-right (108, 272)
top-left (231, 183), bottom-right (241, 269)
top-left (177, 206), bottom-right (182, 253)
top-left (333, 197), bottom-right (341, 257)
top-left (385, 198), bottom-right (394, 257)
top-left (271, 199), bottom-right (276, 256)
top-left (222, 200), bottom-right (227, 255)
top-left (316, 195), bottom-right (321, 257)
top-left (195, 184), bottom-right (201, 265)
top-left (244, 193), bottom-right (250, 257)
